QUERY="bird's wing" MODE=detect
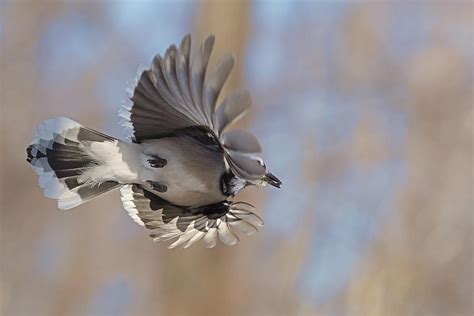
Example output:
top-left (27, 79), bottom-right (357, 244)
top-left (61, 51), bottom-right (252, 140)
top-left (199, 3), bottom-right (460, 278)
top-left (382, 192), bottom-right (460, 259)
top-left (120, 34), bottom-right (266, 180)
top-left (120, 184), bottom-right (263, 249)
top-left (121, 34), bottom-right (235, 141)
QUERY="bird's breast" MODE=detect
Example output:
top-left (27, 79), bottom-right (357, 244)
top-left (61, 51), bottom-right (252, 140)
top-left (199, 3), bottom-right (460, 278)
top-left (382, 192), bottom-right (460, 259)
top-left (139, 137), bottom-right (227, 206)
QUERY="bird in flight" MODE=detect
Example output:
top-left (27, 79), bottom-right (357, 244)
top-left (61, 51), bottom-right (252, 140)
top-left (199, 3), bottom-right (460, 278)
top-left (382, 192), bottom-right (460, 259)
top-left (26, 34), bottom-right (281, 249)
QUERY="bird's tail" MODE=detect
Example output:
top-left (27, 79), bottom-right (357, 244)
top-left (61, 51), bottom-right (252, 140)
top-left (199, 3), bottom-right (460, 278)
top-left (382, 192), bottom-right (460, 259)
top-left (27, 117), bottom-right (122, 210)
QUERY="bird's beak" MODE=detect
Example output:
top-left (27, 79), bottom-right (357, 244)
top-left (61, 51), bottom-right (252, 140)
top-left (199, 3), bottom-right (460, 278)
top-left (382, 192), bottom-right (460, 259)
top-left (264, 172), bottom-right (282, 188)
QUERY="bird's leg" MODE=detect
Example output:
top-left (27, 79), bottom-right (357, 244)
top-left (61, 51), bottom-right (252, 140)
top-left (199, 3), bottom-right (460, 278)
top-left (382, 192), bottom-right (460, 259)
top-left (147, 155), bottom-right (167, 168)
top-left (146, 180), bottom-right (168, 193)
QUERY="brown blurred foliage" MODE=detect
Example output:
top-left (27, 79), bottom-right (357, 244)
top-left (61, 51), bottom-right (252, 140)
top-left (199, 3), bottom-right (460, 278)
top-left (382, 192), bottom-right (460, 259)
top-left (1, 1), bottom-right (472, 315)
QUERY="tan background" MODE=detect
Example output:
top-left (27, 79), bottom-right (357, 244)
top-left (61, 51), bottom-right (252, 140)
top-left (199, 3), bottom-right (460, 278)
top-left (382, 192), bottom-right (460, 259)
top-left (1, 1), bottom-right (472, 315)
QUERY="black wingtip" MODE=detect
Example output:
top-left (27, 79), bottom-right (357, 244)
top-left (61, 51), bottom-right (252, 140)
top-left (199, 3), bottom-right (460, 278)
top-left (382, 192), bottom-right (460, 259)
top-left (26, 145), bottom-right (33, 163)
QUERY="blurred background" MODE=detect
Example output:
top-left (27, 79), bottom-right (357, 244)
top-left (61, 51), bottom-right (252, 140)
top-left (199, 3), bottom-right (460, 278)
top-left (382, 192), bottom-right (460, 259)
top-left (1, 0), bottom-right (472, 315)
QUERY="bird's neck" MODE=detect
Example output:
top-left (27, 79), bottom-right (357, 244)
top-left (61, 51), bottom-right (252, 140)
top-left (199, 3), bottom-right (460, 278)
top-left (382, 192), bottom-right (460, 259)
top-left (221, 173), bottom-right (247, 197)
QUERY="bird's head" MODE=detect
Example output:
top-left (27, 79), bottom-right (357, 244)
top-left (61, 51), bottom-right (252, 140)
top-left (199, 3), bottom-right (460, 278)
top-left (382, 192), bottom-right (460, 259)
top-left (245, 158), bottom-right (282, 188)
top-left (222, 158), bottom-right (282, 197)
top-left (248, 171), bottom-right (282, 188)
top-left (218, 125), bottom-right (282, 196)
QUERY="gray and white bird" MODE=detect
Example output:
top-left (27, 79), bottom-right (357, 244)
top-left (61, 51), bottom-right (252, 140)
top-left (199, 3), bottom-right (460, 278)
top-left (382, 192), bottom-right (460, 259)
top-left (26, 34), bottom-right (281, 249)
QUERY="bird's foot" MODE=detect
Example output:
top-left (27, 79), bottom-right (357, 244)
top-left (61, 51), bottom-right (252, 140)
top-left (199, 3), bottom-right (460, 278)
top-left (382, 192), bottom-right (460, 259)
top-left (147, 155), bottom-right (167, 168)
top-left (146, 180), bottom-right (168, 193)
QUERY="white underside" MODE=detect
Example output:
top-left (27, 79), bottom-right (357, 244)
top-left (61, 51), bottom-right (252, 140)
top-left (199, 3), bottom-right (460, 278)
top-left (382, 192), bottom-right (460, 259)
top-left (80, 140), bottom-right (141, 184)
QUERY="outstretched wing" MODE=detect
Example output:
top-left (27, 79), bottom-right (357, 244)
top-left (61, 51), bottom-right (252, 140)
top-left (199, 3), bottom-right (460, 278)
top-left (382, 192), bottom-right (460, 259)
top-left (120, 185), bottom-right (263, 249)
top-left (121, 34), bottom-right (235, 141)
top-left (120, 34), bottom-right (267, 180)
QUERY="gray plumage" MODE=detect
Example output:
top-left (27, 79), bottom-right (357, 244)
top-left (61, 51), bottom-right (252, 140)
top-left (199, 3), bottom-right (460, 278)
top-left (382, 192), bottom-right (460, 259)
top-left (140, 136), bottom-right (226, 206)
top-left (26, 34), bottom-right (281, 248)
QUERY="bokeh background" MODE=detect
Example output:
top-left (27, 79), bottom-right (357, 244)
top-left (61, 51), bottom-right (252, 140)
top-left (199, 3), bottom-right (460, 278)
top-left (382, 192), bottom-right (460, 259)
top-left (1, 1), bottom-right (473, 315)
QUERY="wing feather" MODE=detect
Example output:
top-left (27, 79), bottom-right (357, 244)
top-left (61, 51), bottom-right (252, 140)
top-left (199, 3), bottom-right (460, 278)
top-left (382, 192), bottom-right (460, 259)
top-left (221, 129), bottom-right (262, 154)
top-left (214, 90), bottom-right (252, 133)
top-left (120, 185), bottom-right (263, 248)
top-left (190, 35), bottom-right (215, 125)
top-left (176, 35), bottom-right (193, 98)
top-left (203, 54), bottom-right (235, 119)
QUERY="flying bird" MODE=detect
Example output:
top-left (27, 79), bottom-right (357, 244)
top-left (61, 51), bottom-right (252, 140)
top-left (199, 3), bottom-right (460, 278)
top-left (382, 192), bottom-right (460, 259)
top-left (26, 34), bottom-right (281, 249)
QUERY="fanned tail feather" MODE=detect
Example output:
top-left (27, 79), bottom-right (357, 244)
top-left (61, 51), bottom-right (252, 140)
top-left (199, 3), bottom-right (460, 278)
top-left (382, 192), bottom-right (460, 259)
top-left (27, 117), bottom-right (121, 210)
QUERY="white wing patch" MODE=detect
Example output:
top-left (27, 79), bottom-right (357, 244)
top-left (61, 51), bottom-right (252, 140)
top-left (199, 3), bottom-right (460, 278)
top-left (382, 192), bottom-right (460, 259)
top-left (120, 185), bottom-right (146, 226)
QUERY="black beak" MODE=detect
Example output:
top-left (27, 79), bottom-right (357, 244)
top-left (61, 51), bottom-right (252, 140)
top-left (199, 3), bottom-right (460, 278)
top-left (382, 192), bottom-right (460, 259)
top-left (264, 172), bottom-right (282, 188)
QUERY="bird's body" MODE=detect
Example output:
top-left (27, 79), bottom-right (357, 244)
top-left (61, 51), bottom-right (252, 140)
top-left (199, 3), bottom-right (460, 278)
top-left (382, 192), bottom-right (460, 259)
top-left (26, 34), bottom-right (281, 248)
top-left (134, 134), bottom-right (228, 206)
top-left (74, 129), bottom-right (228, 206)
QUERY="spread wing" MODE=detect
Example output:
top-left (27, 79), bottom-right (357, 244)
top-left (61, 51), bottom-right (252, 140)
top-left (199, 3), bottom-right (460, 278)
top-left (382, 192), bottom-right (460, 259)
top-left (121, 34), bottom-right (241, 141)
top-left (120, 185), bottom-right (264, 249)
top-left (120, 34), bottom-right (267, 180)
